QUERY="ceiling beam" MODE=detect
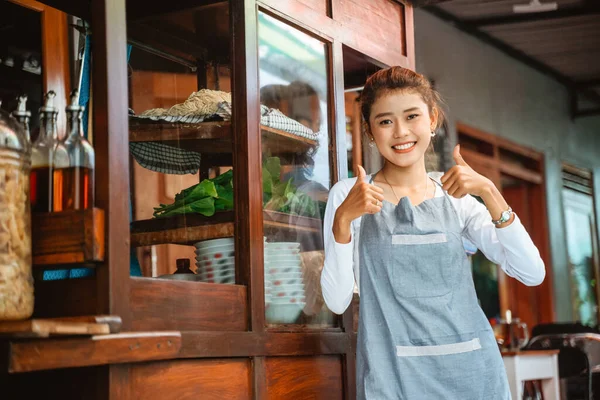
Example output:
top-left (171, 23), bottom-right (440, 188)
top-left (424, 6), bottom-right (572, 86)
top-left (466, 4), bottom-right (600, 27)
top-left (425, 6), bottom-right (600, 109)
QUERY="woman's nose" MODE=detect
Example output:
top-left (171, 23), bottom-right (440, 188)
top-left (393, 124), bottom-right (410, 138)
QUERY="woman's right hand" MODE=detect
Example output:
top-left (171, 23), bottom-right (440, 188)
top-left (333, 166), bottom-right (384, 244)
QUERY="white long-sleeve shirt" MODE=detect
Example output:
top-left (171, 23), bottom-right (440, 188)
top-left (321, 173), bottom-right (546, 315)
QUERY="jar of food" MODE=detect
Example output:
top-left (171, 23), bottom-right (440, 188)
top-left (0, 105), bottom-right (34, 320)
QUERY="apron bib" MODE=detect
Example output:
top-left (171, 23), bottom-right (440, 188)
top-left (356, 178), bottom-right (510, 400)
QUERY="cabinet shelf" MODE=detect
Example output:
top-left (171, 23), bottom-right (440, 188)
top-left (130, 210), bottom-right (321, 247)
top-left (129, 119), bottom-right (318, 155)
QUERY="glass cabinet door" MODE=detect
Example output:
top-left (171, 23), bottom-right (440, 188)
top-left (126, 3), bottom-right (237, 283)
top-left (258, 12), bottom-right (336, 327)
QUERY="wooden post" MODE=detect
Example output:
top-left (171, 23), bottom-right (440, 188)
top-left (90, 0), bottom-right (131, 327)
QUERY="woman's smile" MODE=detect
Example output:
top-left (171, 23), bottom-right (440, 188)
top-left (391, 141), bottom-right (417, 153)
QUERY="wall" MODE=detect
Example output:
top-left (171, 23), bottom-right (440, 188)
top-left (414, 9), bottom-right (600, 322)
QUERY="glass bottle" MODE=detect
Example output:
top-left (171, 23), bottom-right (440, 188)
top-left (0, 107), bottom-right (34, 320)
top-left (60, 89), bottom-right (95, 210)
top-left (30, 91), bottom-right (69, 212)
top-left (174, 259), bottom-right (194, 274)
top-left (11, 94), bottom-right (31, 145)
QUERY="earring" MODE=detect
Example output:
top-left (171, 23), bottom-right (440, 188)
top-left (431, 130), bottom-right (436, 137)
top-left (369, 137), bottom-right (375, 148)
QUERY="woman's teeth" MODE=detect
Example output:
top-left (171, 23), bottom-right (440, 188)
top-left (393, 142), bottom-right (416, 150)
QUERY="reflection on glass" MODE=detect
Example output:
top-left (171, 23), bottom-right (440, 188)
top-left (563, 188), bottom-right (599, 326)
top-left (259, 12), bottom-right (334, 326)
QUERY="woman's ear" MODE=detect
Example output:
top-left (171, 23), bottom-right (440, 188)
top-left (430, 107), bottom-right (439, 131)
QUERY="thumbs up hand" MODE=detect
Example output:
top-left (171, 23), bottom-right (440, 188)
top-left (440, 145), bottom-right (494, 198)
top-left (336, 165), bottom-right (385, 221)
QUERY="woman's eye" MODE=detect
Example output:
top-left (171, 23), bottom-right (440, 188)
top-left (379, 119), bottom-right (393, 125)
top-left (407, 114), bottom-right (419, 120)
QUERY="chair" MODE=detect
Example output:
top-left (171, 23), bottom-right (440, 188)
top-left (525, 333), bottom-right (600, 399)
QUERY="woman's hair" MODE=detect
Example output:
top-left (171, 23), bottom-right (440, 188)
top-left (360, 66), bottom-right (446, 133)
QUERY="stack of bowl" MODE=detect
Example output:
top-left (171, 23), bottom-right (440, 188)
top-left (194, 238), bottom-right (235, 284)
top-left (264, 242), bottom-right (305, 323)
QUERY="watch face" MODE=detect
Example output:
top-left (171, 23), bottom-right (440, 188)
top-left (501, 210), bottom-right (510, 222)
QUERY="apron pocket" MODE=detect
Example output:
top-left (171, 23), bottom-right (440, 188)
top-left (390, 233), bottom-right (454, 298)
top-left (395, 336), bottom-right (487, 400)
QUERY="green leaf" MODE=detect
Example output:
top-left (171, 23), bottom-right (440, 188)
top-left (215, 184), bottom-right (234, 211)
top-left (264, 157), bottom-right (281, 183)
top-left (189, 197), bottom-right (216, 216)
top-left (212, 169), bottom-right (233, 187)
top-left (262, 167), bottom-right (273, 194)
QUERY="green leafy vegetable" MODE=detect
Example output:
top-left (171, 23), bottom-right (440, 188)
top-left (153, 157), bottom-right (326, 220)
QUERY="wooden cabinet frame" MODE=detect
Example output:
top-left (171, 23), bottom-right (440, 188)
top-left (2, 0), bottom-right (415, 398)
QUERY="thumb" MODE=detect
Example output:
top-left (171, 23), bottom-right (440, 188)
top-left (355, 165), bottom-right (366, 183)
top-left (453, 144), bottom-right (469, 167)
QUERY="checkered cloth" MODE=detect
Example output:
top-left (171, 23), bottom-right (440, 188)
top-left (129, 141), bottom-right (202, 175)
top-left (216, 102), bottom-right (319, 140)
top-left (129, 102), bottom-right (319, 175)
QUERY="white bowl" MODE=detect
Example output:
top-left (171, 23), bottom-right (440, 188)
top-left (272, 287), bottom-right (305, 298)
top-left (196, 264), bottom-right (235, 273)
top-left (266, 270), bottom-right (303, 277)
top-left (264, 248), bottom-right (300, 256)
top-left (265, 254), bottom-right (301, 262)
top-left (266, 242), bottom-right (301, 251)
top-left (269, 296), bottom-right (306, 304)
top-left (265, 266), bottom-right (303, 275)
top-left (265, 302), bottom-right (304, 324)
top-left (194, 238), bottom-right (234, 249)
top-left (195, 249), bottom-right (235, 261)
top-left (196, 268), bottom-right (235, 277)
top-left (195, 256), bottom-right (235, 266)
top-left (269, 276), bottom-right (304, 286)
top-left (271, 283), bottom-right (304, 291)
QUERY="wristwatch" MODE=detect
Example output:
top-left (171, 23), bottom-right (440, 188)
top-left (492, 207), bottom-right (513, 226)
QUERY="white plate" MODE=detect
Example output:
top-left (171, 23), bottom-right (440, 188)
top-left (194, 238), bottom-right (234, 249)
top-left (195, 249), bottom-right (235, 261)
top-left (265, 266), bottom-right (303, 275)
top-left (196, 263), bottom-right (235, 271)
top-left (266, 271), bottom-right (303, 279)
top-left (195, 256), bottom-right (235, 266)
top-left (265, 254), bottom-right (301, 261)
top-left (269, 277), bottom-right (304, 285)
top-left (197, 269), bottom-right (235, 277)
top-left (270, 282), bottom-right (304, 290)
top-left (266, 242), bottom-right (301, 250)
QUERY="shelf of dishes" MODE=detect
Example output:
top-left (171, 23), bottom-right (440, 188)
top-left (129, 120), bottom-right (318, 155)
top-left (130, 210), bottom-right (321, 247)
top-left (151, 237), bottom-right (324, 325)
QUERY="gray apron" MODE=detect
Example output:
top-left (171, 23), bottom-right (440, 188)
top-left (357, 177), bottom-right (510, 399)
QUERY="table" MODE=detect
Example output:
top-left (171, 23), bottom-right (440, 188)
top-left (502, 350), bottom-right (560, 400)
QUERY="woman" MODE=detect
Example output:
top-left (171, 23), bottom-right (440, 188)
top-left (321, 66), bottom-right (545, 399)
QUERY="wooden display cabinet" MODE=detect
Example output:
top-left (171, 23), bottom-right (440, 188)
top-left (1, 0), bottom-right (415, 398)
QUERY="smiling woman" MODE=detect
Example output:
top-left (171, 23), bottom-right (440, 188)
top-left (321, 66), bottom-right (546, 400)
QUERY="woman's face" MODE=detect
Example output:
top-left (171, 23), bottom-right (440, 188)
top-left (368, 90), bottom-right (437, 169)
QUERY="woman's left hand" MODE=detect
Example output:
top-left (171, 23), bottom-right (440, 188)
top-left (441, 145), bottom-right (494, 198)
